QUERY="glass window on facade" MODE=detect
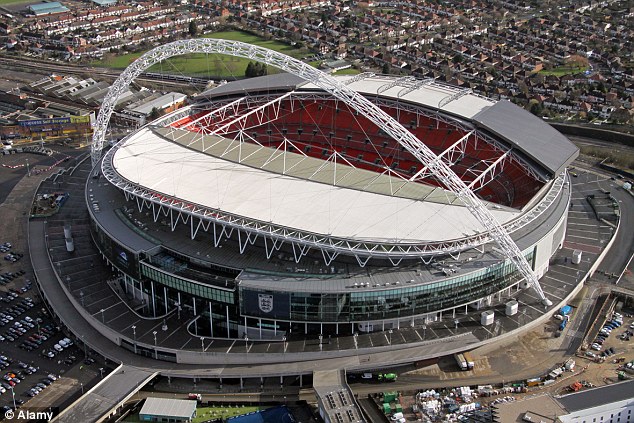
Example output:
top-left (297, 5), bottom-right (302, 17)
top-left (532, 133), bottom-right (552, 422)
top-left (242, 250), bottom-right (534, 323)
top-left (140, 262), bottom-right (234, 304)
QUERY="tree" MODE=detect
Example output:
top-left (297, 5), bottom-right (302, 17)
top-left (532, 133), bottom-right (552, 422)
top-left (245, 61), bottom-right (267, 78)
top-left (566, 54), bottom-right (588, 70)
top-left (382, 63), bottom-right (391, 74)
top-left (189, 21), bottom-right (198, 37)
top-left (149, 107), bottom-right (161, 121)
top-left (245, 61), bottom-right (255, 77)
top-left (253, 62), bottom-right (263, 76)
top-left (528, 100), bottom-right (543, 116)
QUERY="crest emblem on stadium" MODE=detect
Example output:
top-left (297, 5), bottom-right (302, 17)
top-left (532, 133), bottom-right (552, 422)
top-left (258, 294), bottom-right (274, 313)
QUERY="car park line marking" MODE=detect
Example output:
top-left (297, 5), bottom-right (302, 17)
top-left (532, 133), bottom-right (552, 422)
top-left (542, 275), bottom-right (575, 287)
top-left (566, 234), bottom-right (599, 241)
top-left (563, 241), bottom-right (603, 254)
top-left (567, 222), bottom-right (601, 228)
top-left (180, 337), bottom-right (192, 350)
top-left (568, 219), bottom-right (599, 225)
top-left (548, 268), bottom-right (584, 278)
top-left (160, 323), bottom-right (189, 345)
top-left (443, 324), bottom-right (455, 336)
top-left (568, 228), bottom-right (600, 235)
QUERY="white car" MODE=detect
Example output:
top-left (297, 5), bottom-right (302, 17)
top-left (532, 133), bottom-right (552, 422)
top-left (591, 343), bottom-right (602, 351)
top-left (53, 344), bottom-right (63, 352)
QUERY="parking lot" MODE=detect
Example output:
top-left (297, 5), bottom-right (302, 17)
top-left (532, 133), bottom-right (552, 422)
top-left (0, 145), bottom-right (85, 205)
top-left (0, 242), bottom-right (98, 412)
top-left (0, 149), bottom-right (104, 415)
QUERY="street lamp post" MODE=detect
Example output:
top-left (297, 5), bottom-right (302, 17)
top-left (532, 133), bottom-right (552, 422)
top-left (132, 325), bottom-right (137, 354)
top-left (282, 336), bottom-right (287, 354)
top-left (244, 336), bottom-right (249, 354)
top-left (25, 159), bottom-right (30, 177)
top-left (65, 276), bottom-right (70, 290)
top-left (99, 367), bottom-right (104, 379)
top-left (318, 333), bottom-right (323, 350)
top-left (10, 385), bottom-right (15, 410)
top-left (200, 336), bottom-right (204, 352)
top-left (388, 329), bottom-right (393, 345)
top-left (153, 330), bottom-right (158, 359)
top-left (422, 324), bottom-right (427, 340)
top-left (100, 309), bottom-right (105, 323)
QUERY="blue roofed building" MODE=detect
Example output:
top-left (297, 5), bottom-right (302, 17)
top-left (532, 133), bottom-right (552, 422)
top-left (227, 406), bottom-right (296, 423)
top-left (27, 2), bottom-right (70, 15)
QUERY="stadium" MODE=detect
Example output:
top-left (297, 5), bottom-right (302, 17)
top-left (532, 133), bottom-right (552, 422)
top-left (84, 40), bottom-right (578, 362)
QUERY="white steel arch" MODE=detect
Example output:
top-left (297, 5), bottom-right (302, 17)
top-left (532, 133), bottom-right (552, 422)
top-left (90, 38), bottom-right (551, 306)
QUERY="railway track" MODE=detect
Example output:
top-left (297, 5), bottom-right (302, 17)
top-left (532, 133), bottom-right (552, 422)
top-left (0, 55), bottom-right (211, 89)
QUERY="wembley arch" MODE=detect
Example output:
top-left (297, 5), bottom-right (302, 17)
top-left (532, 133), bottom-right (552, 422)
top-left (89, 38), bottom-right (552, 306)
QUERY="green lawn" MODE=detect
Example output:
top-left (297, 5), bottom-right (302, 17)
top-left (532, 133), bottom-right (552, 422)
top-left (93, 30), bottom-right (306, 78)
top-left (0, 0), bottom-right (33, 5)
top-left (123, 405), bottom-right (262, 423)
top-left (539, 65), bottom-right (589, 76)
top-left (334, 68), bottom-right (361, 75)
top-left (193, 405), bottom-right (261, 422)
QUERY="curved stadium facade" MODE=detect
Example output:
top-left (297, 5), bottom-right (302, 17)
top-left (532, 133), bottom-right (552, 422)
top-left (88, 73), bottom-right (578, 347)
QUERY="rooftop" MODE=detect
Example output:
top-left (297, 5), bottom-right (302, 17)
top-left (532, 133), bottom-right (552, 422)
top-left (111, 126), bottom-right (517, 243)
top-left (139, 397), bottom-right (197, 419)
top-left (127, 92), bottom-right (187, 116)
top-left (28, 2), bottom-right (69, 15)
top-left (556, 379), bottom-right (634, 412)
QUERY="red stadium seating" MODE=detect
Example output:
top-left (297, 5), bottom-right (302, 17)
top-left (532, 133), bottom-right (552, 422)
top-left (175, 99), bottom-right (543, 208)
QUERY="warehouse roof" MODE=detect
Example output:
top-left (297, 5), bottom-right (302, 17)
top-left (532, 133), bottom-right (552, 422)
top-left (28, 2), bottom-right (69, 15)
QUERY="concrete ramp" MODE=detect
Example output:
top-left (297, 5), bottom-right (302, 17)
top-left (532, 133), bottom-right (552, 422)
top-left (314, 369), bottom-right (366, 423)
top-left (52, 365), bottom-right (157, 423)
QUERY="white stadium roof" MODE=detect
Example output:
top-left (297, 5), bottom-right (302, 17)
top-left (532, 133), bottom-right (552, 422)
top-left (304, 74), bottom-right (494, 119)
top-left (112, 126), bottom-right (519, 243)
